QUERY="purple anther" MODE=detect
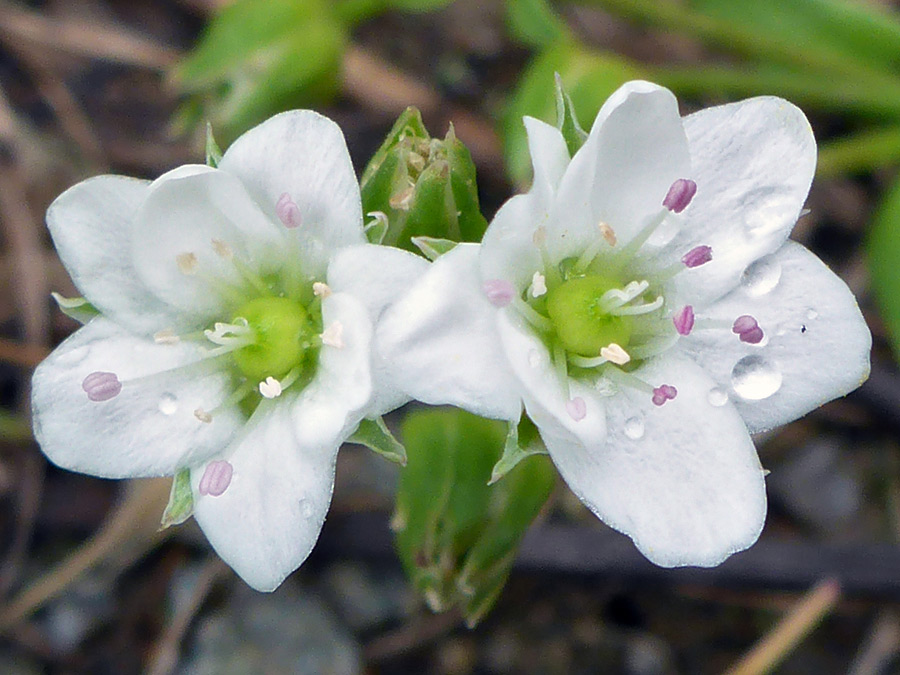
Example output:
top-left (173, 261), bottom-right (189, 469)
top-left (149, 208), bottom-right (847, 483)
top-left (566, 396), bottom-right (587, 421)
top-left (276, 192), bottom-right (302, 228)
top-left (672, 305), bottom-right (695, 336)
top-left (198, 460), bottom-right (233, 497)
top-left (662, 178), bottom-right (697, 214)
top-left (681, 245), bottom-right (712, 269)
top-left (483, 279), bottom-right (516, 307)
top-left (732, 315), bottom-right (764, 344)
top-left (82, 371), bottom-right (122, 402)
top-left (651, 384), bottom-right (677, 407)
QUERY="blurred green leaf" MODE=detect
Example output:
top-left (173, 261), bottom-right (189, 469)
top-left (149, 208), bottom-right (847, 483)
top-left (868, 176), bottom-right (900, 361)
top-left (502, 41), bottom-right (640, 185)
top-left (386, 0), bottom-right (456, 11)
top-left (505, 0), bottom-right (571, 47)
top-left (817, 126), bottom-right (900, 177)
top-left (0, 410), bottom-right (31, 442)
top-left (393, 409), bottom-right (555, 626)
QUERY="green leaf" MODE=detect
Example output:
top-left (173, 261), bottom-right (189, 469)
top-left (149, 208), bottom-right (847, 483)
top-left (817, 126), bottom-right (900, 178)
top-left (554, 72), bottom-right (588, 157)
top-left (393, 409), bottom-right (555, 625)
top-left (51, 292), bottom-right (100, 324)
top-left (411, 236), bottom-right (458, 261)
top-left (205, 122), bottom-right (223, 168)
top-left (505, 0), bottom-right (571, 47)
top-left (0, 410), bottom-right (31, 442)
top-left (868, 175), bottom-right (900, 363)
top-left (501, 42), bottom-right (641, 186)
top-left (160, 469), bottom-right (194, 530)
top-left (348, 417), bottom-right (407, 466)
top-left (385, 0), bottom-right (455, 11)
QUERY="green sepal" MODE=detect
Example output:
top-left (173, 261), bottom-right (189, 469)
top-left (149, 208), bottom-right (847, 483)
top-left (160, 469), bottom-right (194, 530)
top-left (348, 416), bottom-right (407, 466)
top-left (364, 211), bottom-right (389, 244)
top-left (205, 122), bottom-right (223, 168)
top-left (51, 292), bottom-right (100, 324)
top-left (393, 409), bottom-right (555, 626)
top-left (489, 415), bottom-right (549, 485)
top-left (410, 236), bottom-right (458, 261)
top-left (555, 72), bottom-right (589, 157)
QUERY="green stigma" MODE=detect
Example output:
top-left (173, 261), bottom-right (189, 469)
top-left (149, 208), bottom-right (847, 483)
top-left (545, 275), bottom-right (633, 357)
top-left (232, 297), bottom-right (315, 382)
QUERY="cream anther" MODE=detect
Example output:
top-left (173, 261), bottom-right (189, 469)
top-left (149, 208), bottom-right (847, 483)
top-left (312, 281), bottom-right (331, 298)
top-left (599, 222), bottom-right (617, 246)
top-left (276, 192), bottom-right (302, 228)
top-left (153, 328), bottom-right (179, 345)
top-left (259, 376), bottom-right (283, 399)
top-left (530, 272), bottom-right (547, 298)
top-left (176, 252), bottom-right (198, 275)
top-left (600, 343), bottom-right (630, 365)
top-left (389, 184), bottom-right (414, 211)
top-left (194, 408), bottom-right (213, 423)
top-left (211, 238), bottom-right (234, 260)
top-left (321, 321), bottom-right (344, 349)
top-left (532, 226), bottom-right (547, 246)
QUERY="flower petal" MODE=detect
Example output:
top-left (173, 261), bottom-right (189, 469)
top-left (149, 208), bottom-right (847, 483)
top-left (548, 355), bottom-right (767, 567)
top-left (46, 175), bottom-right (177, 334)
top-left (677, 241), bottom-right (871, 432)
top-left (31, 318), bottom-right (243, 478)
top-left (662, 97), bottom-right (817, 306)
top-left (547, 81), bottom-right (691, 263)
top-left (191, 396), bottom-right (336, 592)
top-left (479, 193), bottom-right (545, 291)
top-left (218, 110), bottom-right (366, 253)
top-left (523, 116), bottom-right (569, 206)
top-left (130, 165), bottom-right (290, 320)
top-left (377, 243), bottom-right (522, 421)
top-left (328, 244), bottom-right (428, 416)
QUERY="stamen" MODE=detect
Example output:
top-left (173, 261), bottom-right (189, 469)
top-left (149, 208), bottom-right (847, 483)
top-left (211, 238), bottom-right (234, 260)
top-left (82, 371), bottom-right (122, 402)
top-left (604, 365), bottom-right (654, 394)
top-left (259, 376), bottom-right (283, 399)
top-left (682, 245), bottom-right (713, 269)
top-left (154, 328), bottom-right (180, 345)
top-left (194, 408), bottom-right (213, 423)
top-left (198, 460), bottom-right (233, 497)
top-left (600, 223), bottom-right (617, 246)
top-left (672, 305), bottom-right (695, 336)
top-left (321, 321), bottom-right (344, 349)
top-left (512, 297), bottom-right (553, 332)
top-left (483, 279), bottom-right (516, 307)
top-left (276, 192), bottom-right (302, 228)
top-left (628, 335), bottom-right (679, 360)
top-left (176, 252), bottom-right (198, 275)
top-left (732, 315), bottom-right (764, 344)
top-left (566, 397), bottom-right (587, 421)
top-left (662, 179), bottom-right (697, 214)
top-left (204, 318), bottom-right (252, 347)
top-left (651, 384), bottom-right (678, 406)
top-left (608, 295), bottom-right (663, 316)
top-left (600, 343), bottom-right (630, 365)
top-left (533, 227), bottom-right (562, 286)
top-left (568, 353), bottom-right (607, 368)
top-left (608, 210), bottom-right (668, 274)
top-left (530, 272), bottom-right (547, 298)
top-left (575, 221), bottom-right (616, 273)
top-left (553, 343), bottom-right (571, 399)
top-left (599, 280), bottom-right (649, 311)
top-left (313, 281), bottom-right (331, 298)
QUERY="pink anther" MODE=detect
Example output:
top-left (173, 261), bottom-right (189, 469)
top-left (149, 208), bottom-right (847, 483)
top-left (198, 460), bottom-right (233, 497)
top-left (662, 178), bottom-right (697, 214)
top-left (82, 371), bottom-right (122, 402)
top-left (566, 396), bottom-right (587, 421)
top-left (483, 279), bottom-right (516, 308)
top-left (732, 315), bottom-right (764, 344)
top-left (276, 192), bottom-right (302, 228)
top-left (672, 305), bottom-right (695, 336)
top-left (681, 245), bottom-right (712, 269)
top-left (652, 384), bottom-right (678, 407)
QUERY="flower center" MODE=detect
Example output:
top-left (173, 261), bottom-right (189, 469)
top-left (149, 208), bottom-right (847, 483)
top-left (231, 297), bottom-right (316, 382)
top-left (545, 275), bottom-right (633, 357)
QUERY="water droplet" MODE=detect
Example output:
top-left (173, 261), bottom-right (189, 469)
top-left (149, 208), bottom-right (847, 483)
top-left (806, 309), bottom-right (818, 320)
top-left (623, 416), bottom-right (644, 440)
top-left (528, 349), bottom-right (542, 369)
top-left (742, 188), bottom-right (792, 240)
top-left (299, 499), bottom-right (314, 518)
top-left (731, 356), bottom-right (782, 400)
top-left (158, 393), bottom-right (178, 415)
top-left (647, 217), bottom-right (680, 247)
top-left (707, 386), bottom-right (729, 406)
top-left (740, 256), bottom-right (781, 296)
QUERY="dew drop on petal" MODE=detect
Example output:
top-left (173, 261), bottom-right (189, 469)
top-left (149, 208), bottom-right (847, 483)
top-left (731, 356), bottom-right (782, 400)
top-left (740, 256), bottom-right (781, 296)
top-left (623, 416), bottom-right (644, 440)
top-left (158, 393), bottom-right (178, 415)
top-left (707, 386), bottom-right (728, 407)
top-left (806, 309), bottom-right (819, 320)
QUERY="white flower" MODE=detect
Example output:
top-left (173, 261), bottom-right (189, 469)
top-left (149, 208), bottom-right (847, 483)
top-left (32, 111), bottom-right (427, 591)
top-left (377, 81), bottom-right (871, 567)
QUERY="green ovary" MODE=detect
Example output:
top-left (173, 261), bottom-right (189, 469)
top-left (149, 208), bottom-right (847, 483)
top-left (232, 297), bottom-right (313, 382)
top-left (545, 275), bottom-right (633, 357)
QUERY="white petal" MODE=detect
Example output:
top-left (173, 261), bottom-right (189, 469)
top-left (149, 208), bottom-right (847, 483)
top-left (662, 97), bottom-right (817, 306)
top-left (31, 318), bottom-right (243, 478)
top-left (677, 241), bottom-right (871, 432)
top-left (327, 244), bottom-right (429, 415)
top-left (293, 292), bottom-right (374, 445)
top-left (496, 311), bottom-right (607, 450)
top-left (218, 110), bottom-right (366, 254)
top-left (46, 175), bottom-right (177, 334)
top-left (523, 116), bottom-right (569, 205)
top-left (192, 397), bottom-right (337, 591)
top-left (377, 243), bottom-right (522, 421)
top-left (548, 356), bottom-right (767, 567)
top-left (547, 81), bottom-right (691, 263)
top-left (479, 193), bottom-right (545, 291)
top-left (327, 244), bottom-right (429, 320)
